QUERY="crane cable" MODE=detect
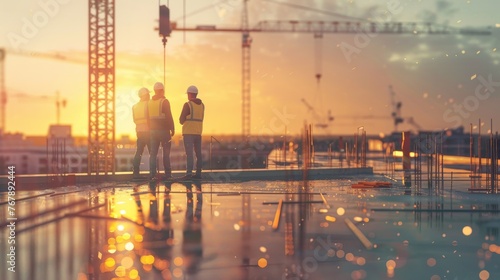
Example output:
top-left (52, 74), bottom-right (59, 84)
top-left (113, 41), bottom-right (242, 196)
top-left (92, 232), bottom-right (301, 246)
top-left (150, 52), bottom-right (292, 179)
top-left (173, 0), bottom-right (237, 21)
top-left (261, 0), bottom-right (368, 21)
top-left (314, 33), bottom-right (323, 85)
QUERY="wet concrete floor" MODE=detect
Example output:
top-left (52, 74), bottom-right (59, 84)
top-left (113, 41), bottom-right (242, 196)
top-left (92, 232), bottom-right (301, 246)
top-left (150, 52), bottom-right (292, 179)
top-left (1, 175), bottom-right (499, 280)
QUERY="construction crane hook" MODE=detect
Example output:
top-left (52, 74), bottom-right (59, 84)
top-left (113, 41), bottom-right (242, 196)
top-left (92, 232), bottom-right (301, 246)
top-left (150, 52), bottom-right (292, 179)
top-left (315, 73), bottom-right (321, 84)
top-left (314, 33), bottom-right (323, 85)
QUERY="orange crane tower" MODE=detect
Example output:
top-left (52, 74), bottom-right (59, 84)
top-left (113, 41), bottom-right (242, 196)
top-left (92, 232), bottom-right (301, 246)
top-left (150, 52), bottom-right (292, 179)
top-left (88, 0), bottom-right (115, 175)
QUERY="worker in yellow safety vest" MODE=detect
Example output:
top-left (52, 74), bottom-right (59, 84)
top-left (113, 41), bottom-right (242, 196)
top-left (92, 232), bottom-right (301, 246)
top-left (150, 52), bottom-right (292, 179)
top-left (132, 87), bottom-right (150, 178)
top-left (149, 82), bottom-right (175, 181)
top-left (179, 85), bottom-right (205, 179)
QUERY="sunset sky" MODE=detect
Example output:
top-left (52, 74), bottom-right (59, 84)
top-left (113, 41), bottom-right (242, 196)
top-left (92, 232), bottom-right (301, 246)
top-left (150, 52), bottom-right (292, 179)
top-left (1, 0), bottom-right (499, 137)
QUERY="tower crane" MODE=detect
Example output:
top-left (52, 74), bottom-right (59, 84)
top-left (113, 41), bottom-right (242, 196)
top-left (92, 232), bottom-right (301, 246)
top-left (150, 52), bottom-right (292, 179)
top-left (1, 0), bottom-right (115, 175)
top-left (389, 85), bottom-right (404, 132)
top-left (314, 32), bottom-right (323, 84)
top-left (334, 86), bottom-right (421, 133)
top-left (405, 116), bottom-right (422, 133)
top-left (0, 49), bottom-right (5, 134)
top-left (9, 90), bottom-right (67, 125)
top-left (169, 4), bottom-right (491, 138)
top-left (300, 98), bottom-right (332, 129)
top-left (241, 0), bottom-right (251, 138)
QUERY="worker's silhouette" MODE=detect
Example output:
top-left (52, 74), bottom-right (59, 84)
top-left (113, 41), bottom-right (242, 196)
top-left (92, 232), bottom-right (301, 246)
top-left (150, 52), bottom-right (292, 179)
top-left (140, 180), bottom-right (174, 262)
top-left (180, 181), bottom-right (203, 275)
top-left (132, 185), bottom-right (145, 225)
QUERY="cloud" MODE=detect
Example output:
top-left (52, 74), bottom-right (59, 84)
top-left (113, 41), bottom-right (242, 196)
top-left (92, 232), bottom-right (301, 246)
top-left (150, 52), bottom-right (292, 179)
top-left (417, 0), bottom-right (458, 25)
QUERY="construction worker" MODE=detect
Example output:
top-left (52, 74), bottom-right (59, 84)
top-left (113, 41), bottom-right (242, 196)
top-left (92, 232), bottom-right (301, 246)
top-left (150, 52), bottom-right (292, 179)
top-left (179, 85), bottom-right (205, 179)
top-left (149, 82), bottom-right (175, 181)
top-left (132, 87), bottom-right (150, 178)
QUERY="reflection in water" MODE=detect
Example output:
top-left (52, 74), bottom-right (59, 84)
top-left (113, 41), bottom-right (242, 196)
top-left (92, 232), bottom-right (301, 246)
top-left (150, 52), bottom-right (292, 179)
top-left (4, 179), bottom-right (500, 279)
top-left (180, 181), bottom-right (203, 275)
top-left (241, 192), bottom-right (252, 279)
top-left (91, 182), bottom-right (178, 279)
top-left (126, 180), bottom-right (205, 278)
top-left (140, 181), bottom-right (174, 277)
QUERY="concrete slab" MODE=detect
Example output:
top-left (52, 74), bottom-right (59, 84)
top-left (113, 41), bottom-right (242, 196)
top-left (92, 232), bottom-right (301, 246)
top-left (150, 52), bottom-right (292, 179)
top-left (1, 176), bottom-right (499, 280)
top-left (0, 167), bottom-right (373, 190)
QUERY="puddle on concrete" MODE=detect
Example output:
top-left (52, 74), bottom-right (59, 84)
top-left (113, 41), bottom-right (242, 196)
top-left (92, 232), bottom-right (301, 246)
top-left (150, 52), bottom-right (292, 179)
top-left (1, 177), bottom-right (499, 280)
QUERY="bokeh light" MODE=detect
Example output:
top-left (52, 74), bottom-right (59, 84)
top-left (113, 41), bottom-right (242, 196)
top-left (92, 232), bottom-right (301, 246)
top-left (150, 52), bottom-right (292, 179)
top-left (174, 257), bottom-right (183, 266)
top-left (427, 258), bottom-right (437, 267)
top-left (108, 245), bottom-right (117, 254)
top-left (462, 226), bottom-right (473, 236)
top-left (479, 270), bottom-right (490, 280)
top-left (115, 266), bottom-right (126, 277)
top-left (346, 253), bottom-right (355, 262)
top-left (356, 257), bottom-right (366, 266)
top-left (386, 260), bottom-right (396, 269)
top-left (134, 234), bottom-right (143, 242)
top-left (337, 207), bottom-right (345, 216)
top-left (336, 250), bottom-right (345, 258)
top-left (140, 255), bottom-right (155, 265)
top-left (325, 215), bottom-right (336, 222)
top-left (104, 258), bottom-right (115, 268)
top-left (173, 268), bottom-right (183, 278)
top-left (129, 269), bottom-right (139, 279)
top-left (121, 256), bottom-right (134, 269)
top-left (258, 258), bottom-right (268, 268)
top-left (125, 242), bottom-right (134, 251)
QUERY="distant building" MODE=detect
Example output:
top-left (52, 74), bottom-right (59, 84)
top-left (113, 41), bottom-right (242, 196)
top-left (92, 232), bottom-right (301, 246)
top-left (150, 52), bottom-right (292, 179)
top-left (383, 126), bottom-right (500, 158)
top-left (0, 125), bottom-right (87, 175)
top-left (0, 125), bottom-right (207, 175)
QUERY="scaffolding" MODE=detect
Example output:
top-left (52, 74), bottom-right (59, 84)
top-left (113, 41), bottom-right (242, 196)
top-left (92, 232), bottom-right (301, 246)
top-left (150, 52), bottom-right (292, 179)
top-left (88, 0), bottom-right (116, 175)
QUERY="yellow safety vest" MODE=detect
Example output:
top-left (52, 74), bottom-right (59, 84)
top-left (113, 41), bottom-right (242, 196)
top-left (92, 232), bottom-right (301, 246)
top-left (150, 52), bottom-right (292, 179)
top-left (148, 98), bottom-right (166, 120)
top-left (133, 101), bottom-right (148, 124)
top-left (132, 101), bottom-right (148, 131)
top-left (182, 101), bottom-right (204, 135)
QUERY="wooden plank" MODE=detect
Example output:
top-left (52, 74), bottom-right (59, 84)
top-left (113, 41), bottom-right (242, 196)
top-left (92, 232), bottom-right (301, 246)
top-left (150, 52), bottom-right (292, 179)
top-left (345, 218), bottom-right (373, 250)
top-left (272, 199), bottom-right (283, 231)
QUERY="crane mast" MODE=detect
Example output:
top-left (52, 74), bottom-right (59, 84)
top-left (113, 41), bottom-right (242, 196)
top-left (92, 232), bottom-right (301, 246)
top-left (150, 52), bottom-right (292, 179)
top-left (0, 49), bottom-right (5, 134)
top-left (241, 0), bottom-right (251, 139)
top-left (88, 0), bottom-right (115, 175)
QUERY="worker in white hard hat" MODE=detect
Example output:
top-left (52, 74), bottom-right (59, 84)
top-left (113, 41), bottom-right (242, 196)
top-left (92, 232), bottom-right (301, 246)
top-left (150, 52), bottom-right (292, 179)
top-left (132, 87), bottom-right (151, 178)
top-left (179, 85), bottom-right (205, 180)
top-left (148, 82), bottom-right (175, 181)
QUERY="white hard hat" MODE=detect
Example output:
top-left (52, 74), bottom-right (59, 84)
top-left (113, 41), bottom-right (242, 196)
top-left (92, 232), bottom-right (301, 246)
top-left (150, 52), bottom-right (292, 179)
top-left (138, 87), bottom-right (150, 97)
top-left (154, 82), bottom-right (164, 90)
top-left (186, 85), bottom-right (198, 94)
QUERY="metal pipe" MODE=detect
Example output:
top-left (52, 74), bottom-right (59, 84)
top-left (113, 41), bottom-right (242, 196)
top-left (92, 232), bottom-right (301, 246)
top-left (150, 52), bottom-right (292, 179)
top-left (470, 123), bottom-right (473, 189)
top-left (479, 119), bottom-right (482, 186)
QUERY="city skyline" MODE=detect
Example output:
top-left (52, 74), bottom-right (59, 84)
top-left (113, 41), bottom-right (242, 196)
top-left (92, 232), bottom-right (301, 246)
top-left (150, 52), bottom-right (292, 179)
top-left (1, 0), bottom-right (500, 137)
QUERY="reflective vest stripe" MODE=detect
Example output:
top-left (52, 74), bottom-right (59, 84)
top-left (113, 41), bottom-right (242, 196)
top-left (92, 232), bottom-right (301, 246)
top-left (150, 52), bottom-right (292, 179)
top-left (148, 98), bottom-right (165, 119)
top-left (188, 102), bottom-right (204, 121)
